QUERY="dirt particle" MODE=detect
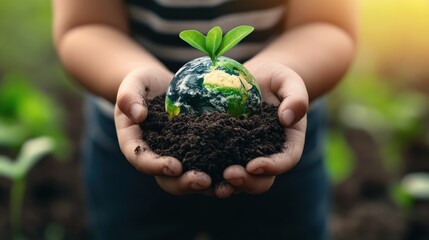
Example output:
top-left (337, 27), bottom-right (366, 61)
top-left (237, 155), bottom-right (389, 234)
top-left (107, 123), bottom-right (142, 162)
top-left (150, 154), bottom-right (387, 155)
top-left (134, 146), bottom-right (141, 155)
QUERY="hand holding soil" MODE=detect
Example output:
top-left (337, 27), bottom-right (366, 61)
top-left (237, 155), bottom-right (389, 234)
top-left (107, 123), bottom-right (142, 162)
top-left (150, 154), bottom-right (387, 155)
top-left (115, 26), bottom-right (309, 198)
top-left (223, 60), bottom-right (309, 196)
top-left (114, 66), bottom-right (215, 196)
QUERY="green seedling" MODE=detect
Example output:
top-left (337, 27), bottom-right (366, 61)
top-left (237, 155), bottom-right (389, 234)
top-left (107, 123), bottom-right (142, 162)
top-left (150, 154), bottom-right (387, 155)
top-left (166, 25), bottom-right (261, 119)
top-left (180, 25), bottom-right (254, 65)
top-left (0, 137), bottom-right (54, 240)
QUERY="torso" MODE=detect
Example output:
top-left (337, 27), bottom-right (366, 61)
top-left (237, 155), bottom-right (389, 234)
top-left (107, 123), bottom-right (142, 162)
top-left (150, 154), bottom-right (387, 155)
top-left (125, 0), bottom-right (287, 71)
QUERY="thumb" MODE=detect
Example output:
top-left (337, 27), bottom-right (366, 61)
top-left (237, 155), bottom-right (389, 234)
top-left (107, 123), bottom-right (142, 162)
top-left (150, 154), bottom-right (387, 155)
top-left (276, 71), bottom-right (309, 127)
top-left (116, 72), bottom-right (149, 123)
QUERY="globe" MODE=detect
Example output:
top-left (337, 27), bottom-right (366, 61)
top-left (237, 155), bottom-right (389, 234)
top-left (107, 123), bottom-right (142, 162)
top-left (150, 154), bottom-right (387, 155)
top-left (165, 56), bottom-right (262, 119)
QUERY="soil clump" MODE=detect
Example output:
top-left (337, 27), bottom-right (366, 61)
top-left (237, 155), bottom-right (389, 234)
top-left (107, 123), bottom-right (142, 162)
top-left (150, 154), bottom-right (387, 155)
top-left (141, 95), bottom-right (285, 184)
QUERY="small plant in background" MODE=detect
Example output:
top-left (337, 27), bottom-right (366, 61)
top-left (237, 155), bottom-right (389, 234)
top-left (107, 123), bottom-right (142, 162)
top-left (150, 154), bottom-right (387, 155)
top-left (0, 72), bottom-right (69, 156)
top-left (327, 71), bottom-right (428, 175)
top-left (400, 173), bottom-right (429, 200)
top-left (391, 172), bottom-right (429, 212)
top-left (0, 72), bottom-right (69, 239)
top-left (0, 137), bottom-right (55, 240)
top-left (325, 129), bottom-right (356, 184)
top-left (326, 70), bottom-right (429, 233)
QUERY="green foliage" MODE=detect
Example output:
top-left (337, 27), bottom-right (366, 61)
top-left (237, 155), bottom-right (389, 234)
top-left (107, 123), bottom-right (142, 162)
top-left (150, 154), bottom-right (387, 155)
top-left (0, 137), bottom-right (55, 240)
top-left (180, 25), bottom-right (254, 65)
top-left (390, 172), bottom-right (429, 212)
top-left (0, 72), bottom-right (69, 157)
top-left (325, 130), bottom-right (356, 183)
top-left (215, 26), bottom-right (254, 58)
top-left (179, 30), bottom-right (209, 56)
top-left (0, 0), bottom-right (77, 94)
top-left (328, 71), bottom-right (428, 172)
top-left (0, 1), bottom-right (72, 238)
top-left (0, 137), bottom-right (54, 180)
top-left (400, 172), bottom-right (429, 200)
top-left (0, 0), bottom-right (52, 68)
top-left (206, 26), bottom-right (223, 61)
top-left (390, 182), bottom-right (414, 212)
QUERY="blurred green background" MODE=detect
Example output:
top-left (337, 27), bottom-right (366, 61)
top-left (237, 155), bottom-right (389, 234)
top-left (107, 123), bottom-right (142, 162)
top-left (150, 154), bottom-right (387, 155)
top-left (1, 0), bottom-right (429, 239)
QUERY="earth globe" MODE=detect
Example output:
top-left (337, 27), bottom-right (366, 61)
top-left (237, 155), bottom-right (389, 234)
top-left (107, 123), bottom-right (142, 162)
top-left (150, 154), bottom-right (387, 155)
top-left (165, 56), bottom-right (262, 119)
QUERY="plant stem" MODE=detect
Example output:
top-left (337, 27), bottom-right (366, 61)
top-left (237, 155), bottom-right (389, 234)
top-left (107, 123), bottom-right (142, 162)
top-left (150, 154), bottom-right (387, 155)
top-left (11, 176), bottom-right (26, 240)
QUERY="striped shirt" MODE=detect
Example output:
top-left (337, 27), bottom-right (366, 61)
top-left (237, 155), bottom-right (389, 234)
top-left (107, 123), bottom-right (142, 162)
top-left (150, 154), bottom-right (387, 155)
top-left (95, 0), bottom-right (288, 117)
top-left (125, 0), bottom-right (287, 71)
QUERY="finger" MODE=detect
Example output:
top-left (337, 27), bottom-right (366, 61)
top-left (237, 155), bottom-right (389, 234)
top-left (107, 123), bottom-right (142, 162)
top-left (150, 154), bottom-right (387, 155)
top-left (155, 171), bottom-right (213, 196)
top-left (214, 182), bottom-right (237, 199)
top-left (115, 105), bottom-right (182, 176)
top-left (273, 69), bottom-right (309, 127)
top-left (224, 165), bottom-right (275, 194)
top-left (116, 73), bottom-right (150, 123)
top-left (246, 116), bottom-right (307, 175)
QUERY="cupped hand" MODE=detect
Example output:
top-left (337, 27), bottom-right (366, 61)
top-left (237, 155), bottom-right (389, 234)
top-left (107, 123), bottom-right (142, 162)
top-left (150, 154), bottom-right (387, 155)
top-left (114, 67), bottom-right (213, 195)
top-left (215, 60), bottom-right (308, 198)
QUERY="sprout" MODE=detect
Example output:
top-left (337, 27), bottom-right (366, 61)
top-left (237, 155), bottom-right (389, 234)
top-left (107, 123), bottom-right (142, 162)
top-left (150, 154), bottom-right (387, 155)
top-left (179, 25), bottom-right (254, 65)
top-left (0, 137), bottom-right (54, 240)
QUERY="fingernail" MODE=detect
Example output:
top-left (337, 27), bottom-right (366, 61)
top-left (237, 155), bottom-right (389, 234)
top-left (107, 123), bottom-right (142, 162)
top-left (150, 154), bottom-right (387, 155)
top-left (228, 177), bottom-right (244, 187)
top-left (130, 103), bottom-right (143, 122)
top-left (217, 184), bottom-right (232, 198)
top-left (282, 109), bottom-right (295, 127)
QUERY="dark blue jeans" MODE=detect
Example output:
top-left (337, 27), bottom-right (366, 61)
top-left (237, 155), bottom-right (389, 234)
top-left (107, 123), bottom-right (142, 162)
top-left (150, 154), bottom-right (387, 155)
top-left (82, 96), bottom-right (330, 240)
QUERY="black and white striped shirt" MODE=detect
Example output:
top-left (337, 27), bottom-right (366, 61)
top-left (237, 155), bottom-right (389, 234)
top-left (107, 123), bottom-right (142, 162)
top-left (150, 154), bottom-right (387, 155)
top-left (126, 0), bottom-right (287, 71)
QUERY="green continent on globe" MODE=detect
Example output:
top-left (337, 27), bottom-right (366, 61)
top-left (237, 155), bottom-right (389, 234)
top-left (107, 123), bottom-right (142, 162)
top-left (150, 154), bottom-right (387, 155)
top-left (165, 56), bottom-right (262, 119)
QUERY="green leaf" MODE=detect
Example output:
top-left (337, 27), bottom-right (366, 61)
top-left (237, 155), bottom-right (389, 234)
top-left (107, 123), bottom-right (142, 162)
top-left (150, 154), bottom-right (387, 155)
top-left (179, 30), bottom-right (209, 56)
top-left (401, 172), bottom-right (429, 199)
top-left (0, 155), bottom-right (16, 179)
top-left (325, 130), bottom-right (356, 183)
top-left (206, 26), bottom-right (223, 63)
top-left (390, 183), bottom-right (413, 211)
top-left (14, 136), bottom-right (54, 178)
top-left (0, 119), bottom-right (28, 147)
top-left (216, 25), bottom-right (254, 58)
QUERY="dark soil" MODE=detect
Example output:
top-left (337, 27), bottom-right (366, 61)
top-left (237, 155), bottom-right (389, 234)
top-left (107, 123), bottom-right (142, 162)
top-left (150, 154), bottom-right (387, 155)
top-left (141, 96), bottom-right (285, 185)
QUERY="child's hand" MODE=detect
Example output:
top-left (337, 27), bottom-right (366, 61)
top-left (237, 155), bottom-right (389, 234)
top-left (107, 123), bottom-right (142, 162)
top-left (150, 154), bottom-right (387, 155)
top-left (114, 67), bottom-right (213, 195)
top-left (215, 61), bottom-right (308, 198)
